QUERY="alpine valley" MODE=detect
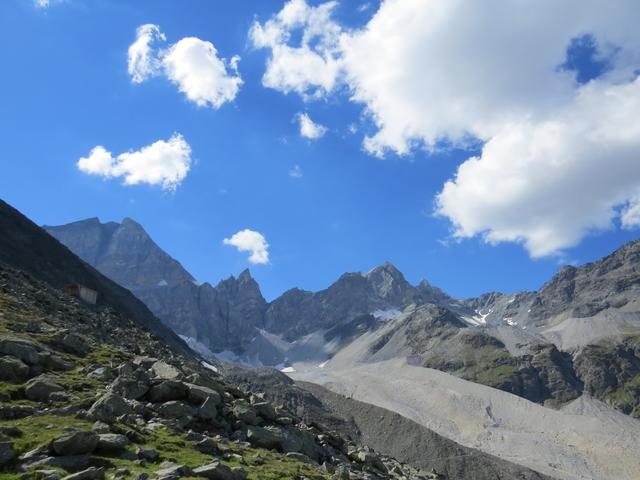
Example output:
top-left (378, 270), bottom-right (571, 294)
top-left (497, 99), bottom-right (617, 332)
top-left (34, 210), bottom-right (640, 480)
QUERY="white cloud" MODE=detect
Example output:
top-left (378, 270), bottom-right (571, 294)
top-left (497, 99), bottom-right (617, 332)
top-left (77, 133), bottom-right (192, 191)
top-left (223, 229), bottom-right (270, 264)
top-left (252, 0), bottom-right (640, 257)
top-left (621, 195), bottom-right (640, 229)
top-left (163, 38), bottom-right (242, 108)
top-left (128, 24), bottom-right (166, 83)
top-left (249, 0), bottom-right (342, 99)
top-left (436, 78), bottom-right (640, 257)
top-left (297, 112), bottom-right (327, 139)
top-left (128, 25), bottom-right (242, 108)
top-left (35, 0), bottom-right (49, 7)
top-left (289, 165), bottom-right (303, 178)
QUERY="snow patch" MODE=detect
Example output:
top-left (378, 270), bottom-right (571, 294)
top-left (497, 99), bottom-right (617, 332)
top-left (281, 366), bottom-right (296, 373)
top-left (157, 279), bottom-right (168, 287)
top-left (318, 360), bottom-right (329, 368)
top-left (462, 309), bottom-right (492, 326)
top-left (504, 317), bottom-right (518, 326)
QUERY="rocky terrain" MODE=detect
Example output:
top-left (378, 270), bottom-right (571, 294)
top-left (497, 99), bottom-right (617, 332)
top-left (4, 198), bottom-right (550, 480)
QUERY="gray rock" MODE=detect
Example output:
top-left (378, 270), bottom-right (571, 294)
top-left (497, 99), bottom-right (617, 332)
top-left (0, 439), bottom-right (15, 465)
top-left (111, 374), bottom-right (149, 400)
top-left (192, 461), bottom-right (237, 480)
top-left (54, 332), bottom-right (91, 357)
top-left (252, 402), bottom-right (277, 422)
top-left (92, 422), bottom-right (111, 434)
top-left (50, 430), bottom-right (98, 456)
top-left (0, 336), bottom-right (41, 365)
top-left (356, 450), bottom-right (387, 473)
top-left (96, 433), bottom-right (130, 454)
top-left (285, 452), bottom-right (316, 464)
top-left (61, 467), bottom-right (104, 480)
top-left (246, 426), bottom-right (282, 450)
top-left (155, 461), bottom-right (192, 479)
top-left (230, 467), bottom-right (247, 480)
top-left (24, 376), bottom-right (64, 402)
top-left (232, 401), bottom-right (260, 426)
top-left (22, 454), bottom-right (91, 471)
top-left (147, 380), bottom-right (187, 403)
top-left (193, 437), bottom-right (218, 455)
top-left (186, 383), bottom-right (222, 405)
top-left (135, 446), bottom-right (159, 461)
top-left (332, 466), bottom-right (350, 480)
top-left (150, 361), bottom-right (182, 381)
top-left (197, 396), bottom-right (218, 420)
top-left (0, 355), bottom-right (31, 383)
top-left (0, 425), bottom-right (22, 437)
top-left (87, 393), bottom-right (134, 423)
top-left (156, 401), bottom-right (195, 419)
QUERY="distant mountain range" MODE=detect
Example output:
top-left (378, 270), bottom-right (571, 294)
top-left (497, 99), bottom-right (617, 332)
top-left (45, 216), bottom-right (640, 421)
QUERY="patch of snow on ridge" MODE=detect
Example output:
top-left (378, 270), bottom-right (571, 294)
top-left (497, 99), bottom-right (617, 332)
top-left (318, 360), bottom-right (329, 368)
top-left (462, 308), bottom-right (492, 326)
top-left (281, 366), bottom-right (296, 373)
top-left (157, 279), bottom-right (168, 287)
top-left (372, 308), bottom-right (402, 321)
top-left (504, 317), bottom-right (517, 326)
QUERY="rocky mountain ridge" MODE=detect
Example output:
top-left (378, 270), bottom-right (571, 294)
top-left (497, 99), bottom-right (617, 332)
top-left (45, 216), bottom-right (640, 418)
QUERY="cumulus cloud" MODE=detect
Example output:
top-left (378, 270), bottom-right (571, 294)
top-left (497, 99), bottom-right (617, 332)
top-left (252, 0), bottom-right (640, 257)
top-left (128, 24), bottom-right (166, 83)
top-left (77, 134), bottom-right (192, 191)
top-left (223, 229), bottom-right (270, 264)
top-left (436, 78), bottom-right (640, 257)
top-left (296, 112), bottom-right (327, 139)
top-left (621, 195), bottom-right (640, 230)
top-left (127, 25), bottom-right (242, 108)
top-left (249, 0), bottom-right (342, 98)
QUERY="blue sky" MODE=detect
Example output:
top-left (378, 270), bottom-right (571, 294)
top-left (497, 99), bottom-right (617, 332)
top-left (1, 0), bottom-right (639, 300)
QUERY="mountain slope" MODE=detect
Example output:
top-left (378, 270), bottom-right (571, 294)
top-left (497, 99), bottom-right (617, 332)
top-left (0, 200), bottom-right (191, 357)
top-left (1, 199), bottom-right (459, 480)
top-left (46, 218), bottom-right (267, 353)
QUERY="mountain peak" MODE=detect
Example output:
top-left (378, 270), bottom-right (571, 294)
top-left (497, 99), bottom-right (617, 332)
top-left (366, 261), bottom-right (404, 278)
top-left (239, 268), bottom-right (253, 281)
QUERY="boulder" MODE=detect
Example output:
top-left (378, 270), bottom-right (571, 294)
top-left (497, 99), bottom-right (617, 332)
top-left (54, 332), bottom-right (91, 357)
top-left (96, 433), bottom-right (129, 454)
top-left (0, 336), bottom-right (41, 365)
top-left (192, 461), bottom-right (237, 480)
top-left (0, 355), bottom-right (30, 383)
top-left (24, 376), bottom-right (64, 402)
top-left (111, 375), bottom-right (149, 400)
top-left (193, 438), bottom-right (218, 455)
top-left (245, 426), bottom-right (282, 450)
top-left (252, 402), bottom-right (277, 422)
top-left (50, 430), bottom-right (98, 456)
top-left (285, 452), bottom-right (315, 464)
top-left (24, 454), bottom-right (91, 471)
top-left (186, 384), bottom-right (222, 406)
top-left (197, 396), bottom-right (218, 421)
top-left (231, 401), bottom-right (260, 426)
top-left (355, 450), bottom-right (387, 473)
top-left (87, 393), bottom-right (134, 423)
top-left (156, 401), bottom-right (195, 419)
top-left (0, 439), bottom-right (15, 465)
top-left (150, 361), bottom-right (182, 381)
top-left (276, 426), bottom-right (325, 462)
top-left (147, 380), bottom-right (187, 403)
top-left (61, 467), bottom-right (104, 480)
top-left (155, 461), bottom-right (192, 479)
top-left (135, 446), bottom-right (159, 462)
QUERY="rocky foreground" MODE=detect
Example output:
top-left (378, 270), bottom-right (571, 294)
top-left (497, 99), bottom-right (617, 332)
top-left (0, 264), bottom-right (444, 480)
